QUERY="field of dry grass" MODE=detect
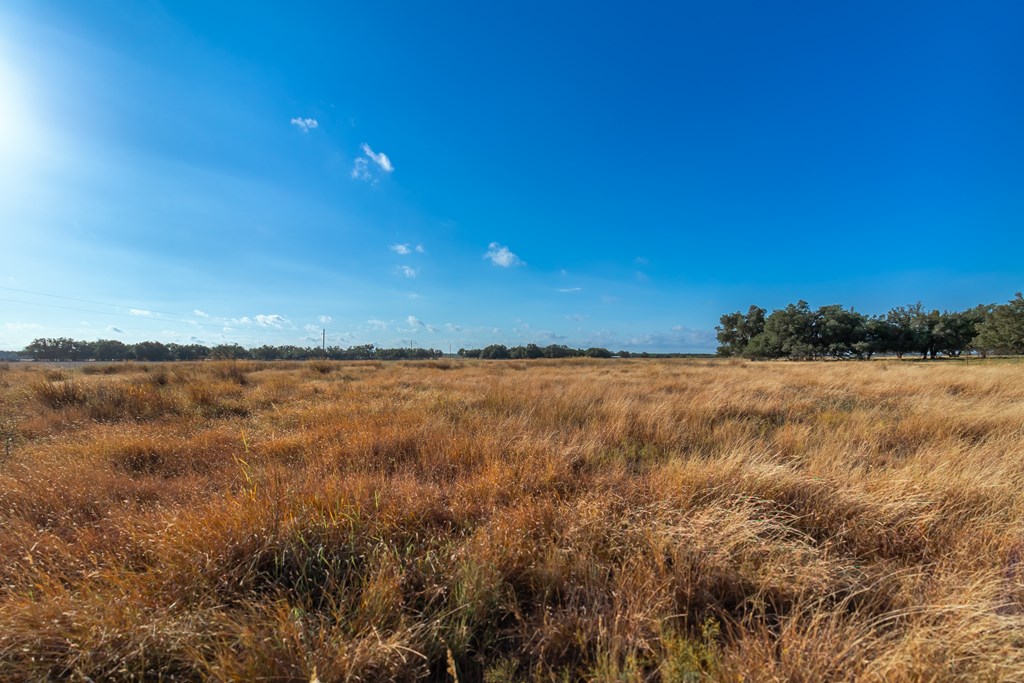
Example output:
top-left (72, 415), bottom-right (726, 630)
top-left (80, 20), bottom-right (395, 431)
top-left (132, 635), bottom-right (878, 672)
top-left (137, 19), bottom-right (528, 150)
top-left (1, 358), bottom-right (1023, 681)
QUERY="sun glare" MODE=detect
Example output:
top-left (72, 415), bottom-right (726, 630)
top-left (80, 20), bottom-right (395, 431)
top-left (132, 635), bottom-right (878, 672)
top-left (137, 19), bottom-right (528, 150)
top-left (0, 55), bottom-right (39, 163)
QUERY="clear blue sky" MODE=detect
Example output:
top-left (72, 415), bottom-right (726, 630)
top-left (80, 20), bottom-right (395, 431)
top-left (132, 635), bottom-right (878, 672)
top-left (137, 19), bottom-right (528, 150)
top-left (1, 1), bottom-right (1021, 352)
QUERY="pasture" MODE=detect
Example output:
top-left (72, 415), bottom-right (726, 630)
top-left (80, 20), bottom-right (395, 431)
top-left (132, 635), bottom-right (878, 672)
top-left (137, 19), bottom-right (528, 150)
top-left (1, 358), bottom-right (1022, 681)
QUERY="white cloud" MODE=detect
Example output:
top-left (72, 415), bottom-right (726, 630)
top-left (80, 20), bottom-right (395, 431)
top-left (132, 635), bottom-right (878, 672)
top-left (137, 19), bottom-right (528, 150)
top-left (484, 242), bottom-right (524, 267)
top-left (5, 322), bottom-right (42, 330)
top-left (397, 265), bottom-right (418, 278)
top-left (227, 316), bottom-right (253, 326)
top-left (193, 309), bottom-right (210, 318)
top-left (361, 143), bottom-right (393, 172)
top-left (290, 117), bottom-right (319, 132)
top-left (367, 319), bottom-right (389, 330)
top-left (255, 314), bottom-right (291, 328)
top-left (351, 157), bottom-right (371, 181)
top-left (405, 315), bottom-right (436, 333)
top-left (304, 324), bottom-right (319, 333)
top-left (390, 243), bottom-right (412, 255)
top-left (415, 244), bottom-right (425, 253)
top-left (129, 308), bottom-right (152, 316)
top-left (557, 287), bottom-right (582, 293)
top-left (319, 315), bottom-right (332, 324)
top-left (566, 314), bottom-right (588, 322)
top-left (445, 323), bottom-right (462, 332)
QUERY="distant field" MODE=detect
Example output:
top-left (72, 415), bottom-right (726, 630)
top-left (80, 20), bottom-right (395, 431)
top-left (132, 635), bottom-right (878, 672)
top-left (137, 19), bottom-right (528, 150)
top-left (1, 359), bottom-right (1022, 681)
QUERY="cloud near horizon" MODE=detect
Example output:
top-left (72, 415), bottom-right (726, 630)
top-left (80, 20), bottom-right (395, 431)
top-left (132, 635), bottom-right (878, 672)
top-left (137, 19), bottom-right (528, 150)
top-left (254, 314), bottom-right (291, 328)
top-left (407, 315), bottom-right (437, 333)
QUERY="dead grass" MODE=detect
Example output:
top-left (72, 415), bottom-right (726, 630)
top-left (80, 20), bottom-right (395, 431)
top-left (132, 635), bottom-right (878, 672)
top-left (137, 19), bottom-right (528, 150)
top-left (1, 359), bottom-right (1023, 681)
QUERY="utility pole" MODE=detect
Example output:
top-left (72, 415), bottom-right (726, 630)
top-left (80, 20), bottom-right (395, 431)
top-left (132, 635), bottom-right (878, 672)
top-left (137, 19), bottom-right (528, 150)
top-left (322, 329), bottom-right (326, 351)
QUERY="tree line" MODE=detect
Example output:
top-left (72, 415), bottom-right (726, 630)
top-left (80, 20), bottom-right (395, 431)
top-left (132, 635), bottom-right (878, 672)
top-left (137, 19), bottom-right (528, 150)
top-left (716, 292), bottom-right (1024, 360)
top-left (19, 338), bottom-right (446, 362)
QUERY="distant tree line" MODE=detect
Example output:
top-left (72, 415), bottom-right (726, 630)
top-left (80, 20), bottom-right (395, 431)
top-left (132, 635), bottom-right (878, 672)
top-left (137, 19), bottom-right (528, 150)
top-left (716, 292), bottom-right (1024, 360)
top-left (19, 338), bottom-right (446, 362)
top-left (457, 343), bottom-right (617, 359)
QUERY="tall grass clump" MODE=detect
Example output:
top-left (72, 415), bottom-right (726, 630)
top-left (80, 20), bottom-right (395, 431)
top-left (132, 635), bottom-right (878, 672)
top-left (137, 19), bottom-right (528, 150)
top-left (31, 377), bottom-right (88, 409)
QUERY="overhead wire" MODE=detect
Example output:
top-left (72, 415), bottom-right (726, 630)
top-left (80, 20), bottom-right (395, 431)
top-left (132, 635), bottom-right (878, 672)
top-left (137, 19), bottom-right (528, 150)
top-left (0, 285), bottom-right (210, 322)
top-left (0, 297), bottom-right (230, 332)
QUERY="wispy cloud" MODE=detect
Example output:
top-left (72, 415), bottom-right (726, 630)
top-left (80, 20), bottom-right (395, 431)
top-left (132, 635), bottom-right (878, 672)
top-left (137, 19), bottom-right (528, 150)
top-left (5, 322), bottom-right (43, 330)
top-left (367, 319), bottom-right (388, 330)
top-left (129, 309), bottom-right (152, 316)
top-left (391, 242), bottom-right (425, 255)
top-left (445, 323), bottom-right (462, 332)
top-left (484, 242), bottom-right (524, 267)
top-left (193, 309), bottom-right (210, 318)
top-left (407, 315), bottom-right (437, 333)
top-left (361, 143), bottom-right (393, 172)
top-left (290, 117), bottom-right (319, 132)
top-left (352, 143), bottom-right (394, 182)
top-left (397, 265), bottom-right (418, 278)
top-left (254, 314), bottom-right (291, 328)
top-left (351, 157), bottom-right (371, 182)
top-left (557, 287), bottom-right (582, 293)
top-left (319, 315), bottom-right (332, 324)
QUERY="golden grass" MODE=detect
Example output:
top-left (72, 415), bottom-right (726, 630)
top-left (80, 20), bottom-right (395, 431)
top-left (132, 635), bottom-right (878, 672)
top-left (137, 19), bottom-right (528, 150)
top-left (1, 358), bottom-right (1023, 681)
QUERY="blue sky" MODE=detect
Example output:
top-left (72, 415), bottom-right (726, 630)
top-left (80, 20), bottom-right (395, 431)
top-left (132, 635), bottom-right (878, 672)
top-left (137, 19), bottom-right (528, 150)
top-left (1, 1), bottom-right (1022, 352)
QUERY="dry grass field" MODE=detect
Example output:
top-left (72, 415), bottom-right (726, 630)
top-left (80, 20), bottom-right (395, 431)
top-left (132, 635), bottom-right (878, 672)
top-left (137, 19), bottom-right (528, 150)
top-left (1, 358), bottom-right (1023, 681)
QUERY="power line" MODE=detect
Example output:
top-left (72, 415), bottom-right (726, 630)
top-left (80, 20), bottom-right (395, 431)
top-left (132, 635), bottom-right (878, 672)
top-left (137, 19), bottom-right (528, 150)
top-left (0, 285), bottom-right (208, 322)
top-left (0, 297), bottom-right (229, 331)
